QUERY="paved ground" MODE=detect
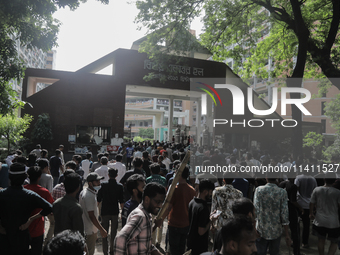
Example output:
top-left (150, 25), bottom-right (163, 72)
top-left (90, 218), bottom-right (331, 255)
top-left (44, 212), bottom-right (337, 255)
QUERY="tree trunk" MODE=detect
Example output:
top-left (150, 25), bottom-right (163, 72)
top-left (288, 0), bottom-right (309, 160)
top-left (7, 136), bottom-right (10, 156)
top-left (286, 78), bottom-right (304, 160)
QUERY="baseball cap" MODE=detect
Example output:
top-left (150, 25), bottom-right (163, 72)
top-left (86, 172), bottom-right (104, 182)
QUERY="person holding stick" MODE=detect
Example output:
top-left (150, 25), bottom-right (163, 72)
top-left (113, 182), bottom-right (166, 255)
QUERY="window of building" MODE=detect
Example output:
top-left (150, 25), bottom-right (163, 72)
top-left (140, 122), bottom-right (143, 126)
top-left (174, 101), bottom-right (182, 107)
top-left (321, 119), bottom-right (326, 133)
top-left (163, 117), bottom-right (168, 126)
top-left (321, 101), bottom-right (326, 115)
top-left (76, 126), bottom-right (111, 144)
top-left (144, 121), bottom-right (148, 126)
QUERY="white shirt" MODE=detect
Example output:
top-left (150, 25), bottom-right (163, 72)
top-left (107, 162), bottom-right (126, 183)
top-left (134, 151), bottom-right (143, 158)
top-left (162, 158), bottom-right (171, 170)
top-left (30, 149), bottom-right (41, 158)
top-left (38, 173), bottom-right (53, 193)
top-left (60, 151), bottom-right (64, 165)
top-left (81, 159), bottom-right (92, 179)
top-left (5, 154), bottom-right (16, 167)
top-left (79, 188), bottom-right (98, 235)
top-left (95, 165), bottom-right (109, 182)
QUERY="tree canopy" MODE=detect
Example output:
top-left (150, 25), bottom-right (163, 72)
top-left (0, 113), bottom-right (32, 153)
top-left (139, 127), bottom-right (154, 139)
top-left (325, 93), bottom-right (340, 133)
top-left (0, 0), bottom-right (108, 115)
top-left (135, 0), bottom-right (340, 157)
top-left (31, 113), bottom-right (53, 143)
top-left (136, 0), bottom-right (340, 82)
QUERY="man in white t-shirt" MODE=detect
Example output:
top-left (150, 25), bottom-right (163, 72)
top-left (108, 154), bottom-right (126, 183)
top-left (81, 153), bottom-right (93, 180)
top-left (162, 151), bottom-right (171, 170)
top-left (30, 144), bottom-right (42, 158)
top-left (310, 176), bottom-right (340, 255)
top-left (95, 157), bottom-right (109, 182)
top-left (59, 145), bottom-right (65, 165)
top-left (133, 147), bottom-right (143, 158)
top-left (79, 173), bottom-right (107, 255)
top-left (37, 158), bottom-right (53, 193)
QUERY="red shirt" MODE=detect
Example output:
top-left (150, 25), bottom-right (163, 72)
top-left (24, 184), bottom-right (54, 237)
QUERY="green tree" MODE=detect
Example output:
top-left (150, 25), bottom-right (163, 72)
top-left (0, 113), bottom-right (32, 153)
top-left (135, 0), bottom-right (340, 80)
top-left (323, 135), bottom-right (340, 162)
top-left (135, 0), bottom-right (340, 158)
top-left (323, 95), bottom-right (340, 161)
top-left (325, 93), bottom-right (340, 133)
top-left (139, 128), bottom-right (146, 137)
top-left (31, 113), bottom-right (53, 145)
top-left (138, 127), bottom-right (154, 139)
top-left (303, 131), bottom-right (323, 158)
top-left (145, 127), bottom-right (154, 139)
top-left (133, 136), bottom-right (144, 143)
top-left (0, 0), bottom-right (108, 115)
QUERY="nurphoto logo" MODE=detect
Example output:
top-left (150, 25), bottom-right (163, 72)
top-left (195, 81), bottom-right (312, 128)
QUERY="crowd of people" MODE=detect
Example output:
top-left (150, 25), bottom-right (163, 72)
top-left (0, 141), bottom-right (339, 255)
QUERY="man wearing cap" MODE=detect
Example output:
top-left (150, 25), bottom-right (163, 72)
top-left (0, 163), bottom-right (53, 255)
top-left (97, 168), bottom-right (124, 255)
top-left (79, 172), bottom-right (108, 255)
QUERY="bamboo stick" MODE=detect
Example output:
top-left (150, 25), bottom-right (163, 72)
top-left (155, 151), bottom-right (191, 221)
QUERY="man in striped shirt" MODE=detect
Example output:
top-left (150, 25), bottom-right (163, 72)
top-left (113, 182), bottom-right (166, 255)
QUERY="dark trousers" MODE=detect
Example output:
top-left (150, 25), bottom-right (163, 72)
top-left (300, 209), bottom-right (310, 245)
top-left (289, 205), bottom-right (301, 255)
top-left (256, 236), bottom-right (281, 255)
top-left (127, 157), bottom-right (133, 170)
top-left (52, 176), bottom-right (59, 187)
top-left (29, 235), bottom-right (43, 255)
top-left (169, 225), bottom-right (189, 255)
top-left (165, 227), bottom-right (169, 252)
top-left (0, 232), bottom-right (30, 255)
top-left (102, 215), bottom-right (118, 255)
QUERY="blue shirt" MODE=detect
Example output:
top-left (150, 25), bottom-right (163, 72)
top-left (121, 199), bottom-right (139, 227)
top-left (126, 147), bottom-right (134, 158)
top-left (232, 178), bottom-right (249, 197)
